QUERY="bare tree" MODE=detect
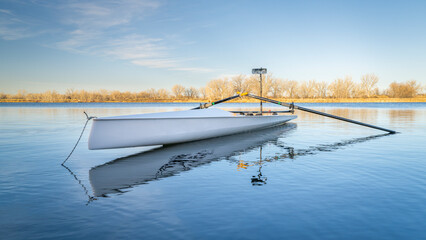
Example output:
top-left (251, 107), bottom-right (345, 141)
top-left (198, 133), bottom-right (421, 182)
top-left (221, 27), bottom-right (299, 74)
top-left (157, 88), bottom-right (170, 99)
top-left (262, 74), bottom-right (274, 97)
top-left (16, 90), bottom-right (27, 100)
top-left (314, 81), bottom-right (328, 98)
top-left (136, 91), bottom-right (149, 100)
top-left (172, 84), bottom-right (185, 99)
top-left (41, 90), bottom-right (61, 102)
top-left (199, 87), bottom-right (207, 99)
top-left (110, 90), bottom-right (122, 101)
top-left (206, 78), bottom-right (231, 100)
top-left (97, 89), bottom-right (110, 101)
top-left (146, 88), bottom-right (158, 100)
top-left (387, 80), bottom-right (421, 98)
top-left (65, 88), bottom-right (76, 100)
top-left (360, 73), bottom-right (379, 97)
top-left (184, 87), bottom-right (199, 99)
top-left (231, 75), bottom-right (249, 94)
top-left (243, 74), bottom-right (273, 97)
top-left (298, 80), bottom-right (316, 98)
top-left (268, 77), bottom-right (283, 98)
top-left (407, 80), bottom-right (422, 94)
top-left (328, 76), bottom-right (355, 98)
top-left (245, 75), bottom-right (261, 95)
top-left (280, 80), bottom-right (298, 98)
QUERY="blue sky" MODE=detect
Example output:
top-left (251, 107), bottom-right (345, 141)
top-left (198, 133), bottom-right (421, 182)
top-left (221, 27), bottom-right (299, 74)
top-left (1, 0), bottom-right (425, 93)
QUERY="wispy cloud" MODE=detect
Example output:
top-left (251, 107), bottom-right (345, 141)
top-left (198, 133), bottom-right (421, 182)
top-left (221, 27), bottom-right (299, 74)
top-left (0, 9), bottom-right (12, 15)
top-left (104, 35), bottom-right (167, 59)
top-left (55, 0), bottom-right (160, 48)
top-left (0, 26), bottom-right (31, 40)
top-left (0, 8), bottom-right (34, 40)
top-left (1, 1), bottom-right (215, 73)
top-left (54, 0), bottom-right (213, 72)
top-left (173, 67), bottom-right (215, 73)
top-left (132, 59), bottom-right (178, 68)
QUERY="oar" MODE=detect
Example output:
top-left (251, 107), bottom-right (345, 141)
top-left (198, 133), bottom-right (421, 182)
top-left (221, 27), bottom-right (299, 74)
top-left (246, 93), bottom-right (397, 134)
top-left (193, 92), bottom-right (247, 109)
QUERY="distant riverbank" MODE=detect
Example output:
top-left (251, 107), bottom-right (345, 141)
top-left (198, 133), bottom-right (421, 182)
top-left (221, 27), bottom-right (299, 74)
top-left (1, 97), bottom-right (426, 103)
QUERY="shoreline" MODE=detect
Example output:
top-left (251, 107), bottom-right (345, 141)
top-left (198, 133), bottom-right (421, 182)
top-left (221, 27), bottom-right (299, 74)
top-left (1, 97), bottom-right (426, 103)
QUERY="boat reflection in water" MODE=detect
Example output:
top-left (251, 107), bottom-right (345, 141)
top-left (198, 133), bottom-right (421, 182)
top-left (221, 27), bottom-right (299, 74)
top-left (89, 123), bottom-right (393, 198)
top-left (89, 123), bottom-right (297, 197)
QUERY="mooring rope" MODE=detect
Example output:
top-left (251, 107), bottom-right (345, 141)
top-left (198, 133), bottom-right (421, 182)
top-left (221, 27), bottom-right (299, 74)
top-left (62, 112), bottom-right (96, 165)
top-left (62, 163), bottom-right (97, 204)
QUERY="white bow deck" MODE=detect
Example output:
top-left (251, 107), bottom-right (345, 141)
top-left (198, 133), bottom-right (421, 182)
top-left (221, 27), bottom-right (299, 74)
top-left (97, 108), bottom-right (233, 120)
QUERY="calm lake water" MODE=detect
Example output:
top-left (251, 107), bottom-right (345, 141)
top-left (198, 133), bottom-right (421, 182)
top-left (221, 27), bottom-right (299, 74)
top-left (1, 102), bottom-right (425, 239)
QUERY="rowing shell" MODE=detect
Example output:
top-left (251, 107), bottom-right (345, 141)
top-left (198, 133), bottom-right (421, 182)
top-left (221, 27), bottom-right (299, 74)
top-left (88, 108), bottom-right (297, 150)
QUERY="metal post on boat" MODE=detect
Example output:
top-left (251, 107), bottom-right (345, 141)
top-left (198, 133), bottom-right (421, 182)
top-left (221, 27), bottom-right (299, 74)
top-left (252, 68), bottom-right (267, 115)
top-left (260, 73), bottom-right (263, 114)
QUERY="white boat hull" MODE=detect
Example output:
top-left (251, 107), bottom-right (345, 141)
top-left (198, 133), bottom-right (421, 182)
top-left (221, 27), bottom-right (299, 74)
top-left (88, 108), bottom-right (297, 150)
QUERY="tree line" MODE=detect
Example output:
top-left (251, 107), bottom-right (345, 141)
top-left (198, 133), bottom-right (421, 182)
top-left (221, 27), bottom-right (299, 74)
top-left (0, 74), bottom-right (423, 102)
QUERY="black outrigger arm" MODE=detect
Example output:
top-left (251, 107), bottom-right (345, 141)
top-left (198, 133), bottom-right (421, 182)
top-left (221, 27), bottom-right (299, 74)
top-left (246, 93), bottom-right (397, 134)
top-left (193, 92), bottom-right (248, 109)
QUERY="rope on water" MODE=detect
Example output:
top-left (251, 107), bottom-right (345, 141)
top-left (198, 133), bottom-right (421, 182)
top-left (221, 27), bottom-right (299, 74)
top-left (62, 112), bottom-right (96, 165)
top-left (62, 163), bottom-right (97, 204)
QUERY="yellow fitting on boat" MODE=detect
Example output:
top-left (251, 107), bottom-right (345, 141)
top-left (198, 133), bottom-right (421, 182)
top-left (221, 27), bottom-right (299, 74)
top-left (240, 92), bottom-right (248, 96)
